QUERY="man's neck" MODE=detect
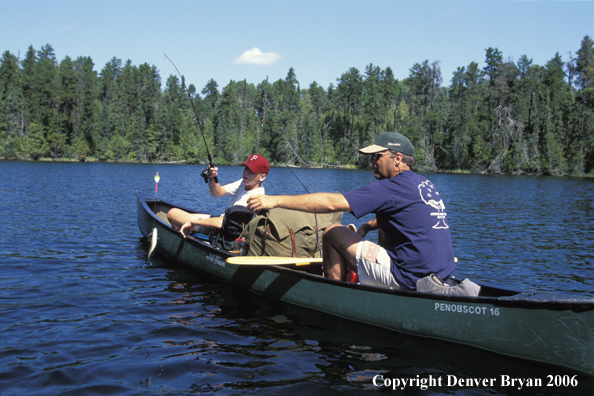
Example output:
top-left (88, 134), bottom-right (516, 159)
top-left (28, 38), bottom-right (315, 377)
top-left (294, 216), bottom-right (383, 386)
top-left (245, 183), bottom-right (262, 191)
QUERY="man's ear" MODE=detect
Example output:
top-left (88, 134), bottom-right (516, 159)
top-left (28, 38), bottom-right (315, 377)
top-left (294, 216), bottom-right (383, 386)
top-left (259, 174), bottom-right (267, 183)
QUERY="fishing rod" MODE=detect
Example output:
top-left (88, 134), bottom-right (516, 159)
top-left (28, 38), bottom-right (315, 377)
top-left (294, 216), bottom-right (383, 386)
top-left (163, 53), bottom-right (217, 184)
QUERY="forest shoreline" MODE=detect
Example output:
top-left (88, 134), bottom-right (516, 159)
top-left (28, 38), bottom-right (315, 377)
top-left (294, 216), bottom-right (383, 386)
top-left (3, 156), bottom-right (591, 177)
top-left (2, 37), bottom-right (593, 179)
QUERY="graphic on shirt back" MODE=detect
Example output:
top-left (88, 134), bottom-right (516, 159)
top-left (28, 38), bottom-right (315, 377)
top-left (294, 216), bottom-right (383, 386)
top-left (418, 180), bottom-right (449, 229)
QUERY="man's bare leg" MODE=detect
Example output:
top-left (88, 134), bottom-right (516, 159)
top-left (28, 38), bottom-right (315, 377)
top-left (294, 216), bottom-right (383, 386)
top-left (167, 208), bottom-right (212, 230)
top-left (322, 223), bottom-right (362, 281)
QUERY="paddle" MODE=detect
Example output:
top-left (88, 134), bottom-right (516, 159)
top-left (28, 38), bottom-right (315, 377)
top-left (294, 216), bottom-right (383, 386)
top-left (226, 250), bottom-right (458, 265)
top-left (225, 256), bottom-right (323, 266)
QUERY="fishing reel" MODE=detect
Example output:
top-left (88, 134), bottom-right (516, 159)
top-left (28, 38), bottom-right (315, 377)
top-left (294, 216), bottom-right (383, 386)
top-left (200, 167), bottom-right (210, 183)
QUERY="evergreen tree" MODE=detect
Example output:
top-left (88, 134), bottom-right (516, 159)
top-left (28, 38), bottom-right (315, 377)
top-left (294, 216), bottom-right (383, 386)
top-left (335, 67), bottom-right (363, 162)
top-left (575, 35), bottom-right (594, 90)
top-left (540, 53), bottom-right (570, 175)
top-left (202, 78), bottom-right (220, 124)
top-left (27, 122), bottom-right (49, 160)
top-left (138, 62), bottom-right (161, 124)
top-left (407, 60), bottom-right (444, 169)
top-left (130, 105), bottom-right (148, 161)
top-left (213, 82), bottom-right (242, 163)
top-left (20, 45), bottom-right (38, 131)
top-left (163, 74), bottom-right (185, 150)
top-left (380, 66), bottom-right (399, 131)
top-left (55, 56), bottom-right (77, 150)
top-left (305, 81), bottom-right (327, 162)
top-left (1, 75), bottom-right (25, 139)
top-left (36, 45), bottom-right (58, 128)
top-left (0, 51), bottom-right (19, 102)
top-left (73, 56), bottom-right (99, 153)
top-left (96, 102), bottom-right (113, 160)
top-left (99, 57), bottom-right (122, 105)
top-left (362, 64), bottom-right (384, 148)
top-left (484, 47), bottom-right (503, 87)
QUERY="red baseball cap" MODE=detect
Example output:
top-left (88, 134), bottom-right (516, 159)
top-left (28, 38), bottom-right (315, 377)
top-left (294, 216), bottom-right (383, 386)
top-left (242, 154), bottom-right (270, 174)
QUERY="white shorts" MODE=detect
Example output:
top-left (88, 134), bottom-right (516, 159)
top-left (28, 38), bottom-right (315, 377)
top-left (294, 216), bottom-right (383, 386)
top-left (356, 241), bottom-right (401, 289)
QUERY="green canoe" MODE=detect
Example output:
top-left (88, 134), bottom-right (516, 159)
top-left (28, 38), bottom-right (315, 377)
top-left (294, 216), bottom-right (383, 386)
top-left (136, 191), bottom-right (594, 376)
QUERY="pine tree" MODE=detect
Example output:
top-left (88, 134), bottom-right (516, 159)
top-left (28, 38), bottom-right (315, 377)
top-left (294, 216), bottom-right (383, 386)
top-left (27, 122), bottom-right (49, 160)
top-left (335, 67), bottom-right (363, 163)
top-left (362, 64), bottom-right (384, 149)
top-left (55, 56), bottom-right (77, 149)
top-left (575, 35), bottom-right (594, 90)
top-left (99, 57), bottom-right (122, 106)
top-left (0, 51), bottom-right (19, 102)
top-left (73, 56), bottom-right (99, 154)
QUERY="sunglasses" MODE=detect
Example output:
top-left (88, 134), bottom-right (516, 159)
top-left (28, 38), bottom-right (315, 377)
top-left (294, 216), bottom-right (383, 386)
top-left (370, 151), bottom-right (389, 161)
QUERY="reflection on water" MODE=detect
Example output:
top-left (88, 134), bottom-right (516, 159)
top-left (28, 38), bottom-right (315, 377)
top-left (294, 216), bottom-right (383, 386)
top-left (157, 266), bottom-right (594, 395)
top-left (0, 161), bottom-right (593, 395)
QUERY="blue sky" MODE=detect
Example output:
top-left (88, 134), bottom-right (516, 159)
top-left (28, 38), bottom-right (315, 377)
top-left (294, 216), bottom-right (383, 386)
top-left (1, 0), bottom-right (592, 92)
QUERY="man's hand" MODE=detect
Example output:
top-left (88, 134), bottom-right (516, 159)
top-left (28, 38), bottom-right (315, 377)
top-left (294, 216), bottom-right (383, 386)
top-left (355, 224), bottom-right (368, 238)
top-left (246, 194), bottom-right (277, 213)
top-left (357, 219), bottom-right (378, 238)
top-left (179, 221), bottom-right (194, 238)
top-left (208, 166), bottom-right (219, 180)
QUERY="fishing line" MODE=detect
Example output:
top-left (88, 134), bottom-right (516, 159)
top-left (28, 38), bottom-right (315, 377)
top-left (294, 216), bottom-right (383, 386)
top-left (163, 53), bottom-right (218, 184)
top-left (284, 164), bottom-right (310, 193)
top-left (306, 129), bottom-right (322, 259)
top-left (283, 128), bottom-right (322, 260)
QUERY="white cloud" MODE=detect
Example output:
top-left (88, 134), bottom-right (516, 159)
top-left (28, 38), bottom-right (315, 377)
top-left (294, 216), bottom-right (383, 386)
top-left (50, 17), bottom-right (72, 31)
top-left (234, 47), bottom-right (281, 65)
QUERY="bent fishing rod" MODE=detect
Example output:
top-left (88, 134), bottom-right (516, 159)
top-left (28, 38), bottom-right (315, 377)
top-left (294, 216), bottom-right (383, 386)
top-left (163, 53), bottom-right (217, 184)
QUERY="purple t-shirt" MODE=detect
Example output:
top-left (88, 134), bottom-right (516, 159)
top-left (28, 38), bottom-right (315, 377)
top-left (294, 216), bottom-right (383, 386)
top-left (343, 171), bottom-right (456, 289)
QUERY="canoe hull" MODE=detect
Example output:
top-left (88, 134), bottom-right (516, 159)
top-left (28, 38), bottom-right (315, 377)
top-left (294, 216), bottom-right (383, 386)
top-left (137, 191), bottom-right (594, 376)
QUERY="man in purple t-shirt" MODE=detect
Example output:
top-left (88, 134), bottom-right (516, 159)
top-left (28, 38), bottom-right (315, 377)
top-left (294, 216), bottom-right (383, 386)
top-left (246, 132), bottom-right (456, 290)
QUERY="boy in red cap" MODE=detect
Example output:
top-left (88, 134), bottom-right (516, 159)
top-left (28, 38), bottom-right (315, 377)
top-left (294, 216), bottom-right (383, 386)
top-left (167, 154), bottom-right (270, 237)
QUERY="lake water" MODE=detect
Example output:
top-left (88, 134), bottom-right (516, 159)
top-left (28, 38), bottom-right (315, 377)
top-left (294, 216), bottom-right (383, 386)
top-left (1, 161), bottom-right (593, 395)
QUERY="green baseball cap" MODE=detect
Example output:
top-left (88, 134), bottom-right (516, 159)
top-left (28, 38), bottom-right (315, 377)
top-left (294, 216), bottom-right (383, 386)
top-left (359, 132), bottom-right (414, 156)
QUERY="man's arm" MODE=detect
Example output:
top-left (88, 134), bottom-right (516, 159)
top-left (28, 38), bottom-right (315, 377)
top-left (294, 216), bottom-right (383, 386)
top-left (207, 167), bottom-right (228, 197)
top-left (357, 218), bottom-right (379, 238)
top-left (247, 192), bottom-right (351, 214)
top-left (179, 216), bottom-right (224, 238)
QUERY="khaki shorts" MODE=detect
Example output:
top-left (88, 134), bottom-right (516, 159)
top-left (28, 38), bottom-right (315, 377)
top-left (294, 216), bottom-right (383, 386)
top-left (356, 241), bottom-right (401, 289)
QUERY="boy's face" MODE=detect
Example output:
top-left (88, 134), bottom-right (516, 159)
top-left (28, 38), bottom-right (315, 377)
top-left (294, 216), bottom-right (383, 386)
top-left (242, 166), bottom-right (266, 188)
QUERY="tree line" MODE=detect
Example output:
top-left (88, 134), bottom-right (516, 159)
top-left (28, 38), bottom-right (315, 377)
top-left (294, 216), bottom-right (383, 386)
top-left (1, 36), bottom-right (593, 176)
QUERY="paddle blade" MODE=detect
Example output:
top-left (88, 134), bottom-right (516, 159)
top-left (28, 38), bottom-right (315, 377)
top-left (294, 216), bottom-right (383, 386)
top-left (225, 256), bottom-right (323, 266)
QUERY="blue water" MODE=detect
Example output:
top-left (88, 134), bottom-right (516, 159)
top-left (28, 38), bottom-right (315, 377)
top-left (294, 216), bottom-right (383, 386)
top-left (1, 161), bottom-right (593, 395)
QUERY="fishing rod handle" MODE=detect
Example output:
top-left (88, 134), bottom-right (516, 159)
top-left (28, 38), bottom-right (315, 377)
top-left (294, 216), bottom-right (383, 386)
top-left (208, 154), bottom-right (218, 183)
